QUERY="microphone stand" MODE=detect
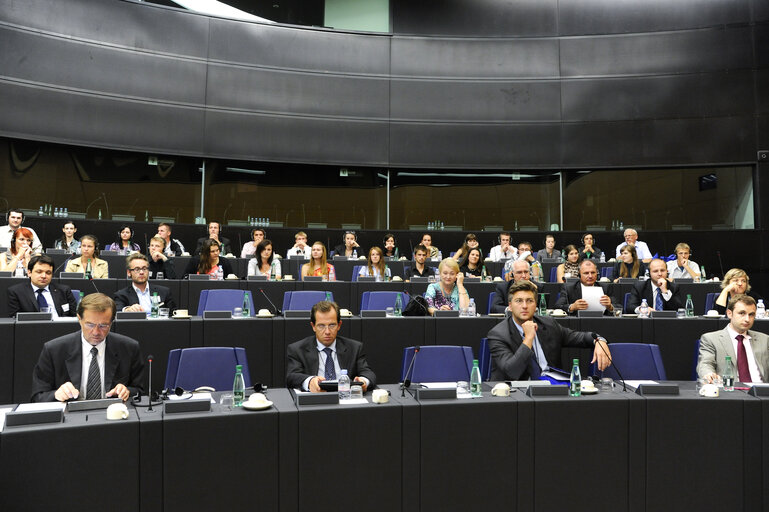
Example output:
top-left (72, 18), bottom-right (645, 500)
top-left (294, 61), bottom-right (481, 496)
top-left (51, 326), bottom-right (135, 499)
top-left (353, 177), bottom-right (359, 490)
top-left (401, 346), bottom-right (420, 397)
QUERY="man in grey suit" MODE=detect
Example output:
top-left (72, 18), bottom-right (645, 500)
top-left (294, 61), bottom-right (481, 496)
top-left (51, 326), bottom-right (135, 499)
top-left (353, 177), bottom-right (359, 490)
top-left (487, 280), bottom-right (612, 381)
top-left (286, 300), bottom-right (376, 392)
top-left (8, 254), bottom-right (77, 317)
top-left (698, 294), bottom-right (769, 384)
top-left (31, 293), bottom-right (145, 402)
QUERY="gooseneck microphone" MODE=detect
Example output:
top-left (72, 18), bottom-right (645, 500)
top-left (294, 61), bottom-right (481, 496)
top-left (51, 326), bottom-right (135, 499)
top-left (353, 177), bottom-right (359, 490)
top-left (401, 346), bottom-right (420, 397)
top-left (592, 333), bottom-right (626, 392)
top-left (259, 288), bottom-right (282, 316)
top-left (716, 250), bottom-right (725, 278)
top-left (147, 354), bottom-right (154, 412)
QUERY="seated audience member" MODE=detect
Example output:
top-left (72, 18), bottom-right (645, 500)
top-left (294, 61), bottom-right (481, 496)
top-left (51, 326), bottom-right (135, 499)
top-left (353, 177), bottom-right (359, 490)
top-left (54, 221), bottom-right (81, 254)
top-left (382, 233), bottom-right (400, 259)
top-left (241, 227), bottom-right (266, 259)
top-left (287, 231), bottom-right (311, 258)
top-left (0, 208), bottom-right (42, 253)
top-left (301, 242), bottom-right (336, 281)
top-left (420, 233), bottom-right (442, 260)
top-left (333, 231), bottom-right (362, 258)
top-left (406, 245), bottom-right (437, 280)
top-left (578, 232), bottom-right (603, 261)
top-left (183, 239), bottom-right (234, 280)
top-left (1, 227), bottom-right (35, 276)
top-left (698, 294), bottom-right (769, 384)
top-left (157, 222), bottom-right (186, 257)
top-left (8, 254), bottom-right (77, 317)
top-left (358, 246), bottom-right (391, 281)
top-left (452, 233), bottom-right (480, 267)
top-left (30, 293), bottom-right (144, 402)
top-left (286, 300), bottom-right (376, 392)
top-left (247, 239), bottom-right (281, 279)
top-left (194, 221), bottom-right (232, 256)
top-left (554, 260), bottom-right (616, 316)
top-left (625, 258), bottom-right (682, 313)
top-left (714, 268), bottom-right (762, 315)
top-left (489, 232), bottom-right (517, 261)
top-left (65, 235), bottom-right (109, 278)
top-left (486, 280), bottom-right (612, 381)
top-left (490, 260), bottom-right (532, 314)
top-left (503, 241), bottom-right (541, 281)
top-left (666, 243), bottom-right (701, 280)
top-left (459, 247), bottom-right (484, 277)
top-left (114, 253), bottom-right (177, 313)
top-left (612, 244), bottom-right (646, 282)
top-left (555, 245), bottom-right (580, 283)
top-left (536, 234), bottom-right (561, 262)
top-left (147, 236), bottom-right (177, 279)
top-left (106, 224), bottom-right (140, 255)
top-left (615, 228), bottom-right (653, 263)
top-left (424, 258), bottom-right (469, 315)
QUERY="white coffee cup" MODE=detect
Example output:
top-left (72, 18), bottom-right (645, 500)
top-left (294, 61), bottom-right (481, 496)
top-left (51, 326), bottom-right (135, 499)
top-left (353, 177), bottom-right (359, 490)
top-left (491, 383), bottom-right (511, 396)
top-left (172, 309), bottom-right (189, 317)
top-left (106, 403), bottom-right (129, 420)
top-left (372, 389), bottom-right (389, 403)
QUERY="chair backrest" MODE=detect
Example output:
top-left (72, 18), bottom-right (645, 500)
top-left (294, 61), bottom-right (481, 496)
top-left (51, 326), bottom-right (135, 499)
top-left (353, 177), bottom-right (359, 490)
top-left (286, 290), bottom-right (331, 310)
top-left (197, 289), bottom-right (210, 316)
top-left (282, 291), bottom-right (293, 312)
top-left (361, 291), bottom-right (409, 311)
top-left (600, 267), bottom-right (614, 280)
top-left (351, 265), bottom-right (364, 282)
top-left (400, 345), bottom-right (475, 382)
top-left (592, 343), bottom-right (667, 380)
top-left (487, 291), bottom-right (496, 315)
top-left (549, 267), bottom-right (558, 283)
top-left (72, 290), bottom-right (82, 305)
top-left (164, 347), bottom-right (252, 391)
top-left (198, 289), bottom-right (254, 316)
top-left (623, 292), bottom-right (631, 313)
top-left (704, 293), bottom-right (718, 313)
top-left (478, 338), bottom-right (491, 381)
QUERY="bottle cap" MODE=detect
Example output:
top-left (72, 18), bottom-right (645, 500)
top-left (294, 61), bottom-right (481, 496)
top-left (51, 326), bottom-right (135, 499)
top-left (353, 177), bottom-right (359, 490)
top-left (236, 364), bottom-right (242, 371)
top-left (573, 358), bottom-right (580, 364)
top-left (340, 369), bottom-right (348, 375)
top-left (473, 359), bottom-right (478, 365)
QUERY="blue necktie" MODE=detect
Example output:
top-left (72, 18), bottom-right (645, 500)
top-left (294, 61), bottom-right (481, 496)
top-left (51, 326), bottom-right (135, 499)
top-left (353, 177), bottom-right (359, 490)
top-left (36, 288), bottom-right (48, 311)
top-left (655, 288), bottom-right (664, 311)
top-left (528, 355), bottom-right (542, 379)
top-left (323, 348), bottom-right (336, 380)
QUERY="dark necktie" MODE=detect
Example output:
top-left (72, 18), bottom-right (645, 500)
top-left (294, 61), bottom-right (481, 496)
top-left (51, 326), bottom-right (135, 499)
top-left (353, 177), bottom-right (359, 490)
top-left (528, 355), bottom-right (542, 379)
top-left (655, 288), bottom-right (664, 311)
top-left (323, 348), bottom-right (336, 380)
top-left (36, 288), bottom-right (48, 310)
top-left (86, 347), bottom-right (101, 400)
top-left (736, 334), bottom-right (753, 383)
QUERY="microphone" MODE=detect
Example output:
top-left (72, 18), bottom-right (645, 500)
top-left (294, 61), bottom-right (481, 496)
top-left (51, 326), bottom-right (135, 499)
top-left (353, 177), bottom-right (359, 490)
top-left (53, 253), bottom-right (77, 276)
top-left (401, 345), bottom-right (420, 397)
top-left (86, 259), bottom-right (101, 294)
top-left (147, 354), bottom-right (155, 412)
top-left (259, 288), bottom-right (282, 316)
top-left (592, 333), bottom-right (626, 392)
top-left (144, 233), bottom-right (149, 254)
top-left (716, 250), bottom-right (725, 278)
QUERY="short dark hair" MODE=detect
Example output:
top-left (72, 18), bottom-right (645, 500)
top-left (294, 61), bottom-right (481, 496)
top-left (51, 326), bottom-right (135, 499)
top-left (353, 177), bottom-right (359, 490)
top-left (310, 300), bottom-right (340, 324)
top-left (727, 294), bottom-right (756, 312)
top-left (414, 244), bottom-right (428, 255)
top-left (7, 208), bottom-right (24, 221)
top-left (507, 279), bottom-right (539, 302)
top-left (208, 221), bottom-right (220, 230)
top-left (77, 292), bottom-right (116, 320)
top-left (28, 254), bottom-right (54, 272)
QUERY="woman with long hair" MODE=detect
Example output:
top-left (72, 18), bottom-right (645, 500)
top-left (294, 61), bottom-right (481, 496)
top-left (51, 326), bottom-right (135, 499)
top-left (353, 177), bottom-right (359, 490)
top-left (556, 245), bottom-right (580, 283)
top-left (247, 239), bottom-right (282, 279)
top-left (54, 221), bottom-right (80, 254)
top-left (613, 244), bottom-right (645, 282)
top-left (382, 234), bottom-right (399, 259)
top-left (65, 235), bottom-right (109, 278)
top-left (459, 247), bottom-right (483, 277)
top-left (452, 233), bottom-right (480, 267)
top-left (183, 239), bottom-right (234, 280)
top-left (106, 225), bottom-right (140, 255)
top-left (358, 246), bottom-right (391, 281)
top-left (301, 242), bottom-right (336, 281)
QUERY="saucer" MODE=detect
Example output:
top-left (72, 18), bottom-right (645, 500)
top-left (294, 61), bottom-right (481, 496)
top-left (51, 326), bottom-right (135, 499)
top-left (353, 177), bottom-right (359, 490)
top-left (257, 313), bottom-right (274, 318)
top-left (242, 400), bottom-right (273, 410)
top-left (581, 388), bottom-right (598, 395)
top-left (172, 315), bottom-right (191, 319)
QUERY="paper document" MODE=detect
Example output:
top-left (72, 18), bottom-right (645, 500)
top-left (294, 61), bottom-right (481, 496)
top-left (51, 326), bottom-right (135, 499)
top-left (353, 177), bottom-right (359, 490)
top-left (0, 407), bottom-right (12, 432)
top-left (15, 402), bottom-right (66, 412)
top-left (582, 286), bottom-right (606, 312)
top-left (338, 398), bottom-right (368, 405)
top-left (168, 392), bottom-right (214, 403)
top-left (624, 380), bottom-right (658, 388)
top-left (542, 370), bottom-right (570, 381)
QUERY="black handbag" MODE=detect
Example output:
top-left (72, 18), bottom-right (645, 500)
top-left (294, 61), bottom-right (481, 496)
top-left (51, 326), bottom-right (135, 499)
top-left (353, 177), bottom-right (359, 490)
top-left (403, 294), bottom-right (429, 316)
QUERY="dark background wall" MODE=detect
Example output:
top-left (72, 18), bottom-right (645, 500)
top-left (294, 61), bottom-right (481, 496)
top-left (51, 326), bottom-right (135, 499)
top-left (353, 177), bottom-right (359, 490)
top-left (0, 0), bottom-right (766, 169)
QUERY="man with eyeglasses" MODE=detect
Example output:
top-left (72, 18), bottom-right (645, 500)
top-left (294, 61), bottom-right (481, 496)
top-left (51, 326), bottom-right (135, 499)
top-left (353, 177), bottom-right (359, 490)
top-left (31, 293), bottom-right (145, 402)
top-left (489, 260), bottom-right (532, 314)
top-left (114, 253), bottom-right (176, 313)
top-left (487, 280), bottom-right (612, 381)
top-left (286, 300), bottom-right (376, 393)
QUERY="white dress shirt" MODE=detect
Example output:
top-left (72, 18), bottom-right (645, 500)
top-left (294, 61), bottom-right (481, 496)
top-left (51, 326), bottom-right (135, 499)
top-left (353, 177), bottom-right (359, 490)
top-left (489, 245), bottom-right (518, 262)
top-left (667, 259), bottom-right (701, 279)
top-left (79, 336), bottom-right (106, 399)
top-left (615, 240), bottom-right (652, 260)
top-left (30, 283), bottom-right (60, 319)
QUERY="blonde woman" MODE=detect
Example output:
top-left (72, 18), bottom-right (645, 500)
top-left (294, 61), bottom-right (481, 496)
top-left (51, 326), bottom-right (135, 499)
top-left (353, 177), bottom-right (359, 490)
top-left (424, 258), bottom-right (469, 315)
top-left (302, 242), bottom-right (336, 281)
top-left (714, 268), bottom-right (761, 315)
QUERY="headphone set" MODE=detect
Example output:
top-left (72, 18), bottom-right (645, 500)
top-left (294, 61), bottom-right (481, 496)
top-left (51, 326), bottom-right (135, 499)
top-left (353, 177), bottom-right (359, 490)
top-left (251, 227), bottom-right (267, 239)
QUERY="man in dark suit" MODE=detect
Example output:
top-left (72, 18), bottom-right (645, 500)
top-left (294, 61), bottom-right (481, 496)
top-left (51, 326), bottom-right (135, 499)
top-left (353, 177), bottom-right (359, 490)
top-left (8, 254), bottom-right (77, 317)
top-left (490, 260), bottom-right (531, 314)
top-left (194, 221), bottom-right (232, 256)
top-left (31, 293), bottom-right (144, 402)
top-left (114, 253), bottom-right (176, 313)
top-left (625, 258), bottom-right (683, 313)
top-left (487, 280), bottom-right (612, 381)
top-left (286, 300), bottom-right (376, 392)
top-left (554, 259), bottom-right (617, 315)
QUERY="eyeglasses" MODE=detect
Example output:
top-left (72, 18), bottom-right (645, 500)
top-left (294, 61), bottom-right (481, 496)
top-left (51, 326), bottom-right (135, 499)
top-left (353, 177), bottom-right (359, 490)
top-left (314, 323), bottom-right (338, 331)
top-left (84, 322), bottom-right (111, 331)
top-left (129, 267), bottom-right (149, 273)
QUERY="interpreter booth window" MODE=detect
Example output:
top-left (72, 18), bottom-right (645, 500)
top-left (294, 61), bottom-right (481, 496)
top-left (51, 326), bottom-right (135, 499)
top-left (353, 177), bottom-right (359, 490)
top-left (561, 167), bottom-right (755, 231)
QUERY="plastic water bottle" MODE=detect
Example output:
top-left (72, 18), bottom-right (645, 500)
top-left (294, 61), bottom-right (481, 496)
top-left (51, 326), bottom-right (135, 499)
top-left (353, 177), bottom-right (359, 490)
top-left (384, 264), bottom-right (390, 282)
top-left (85, 259), bottom-right (93, 279)
top-left (338, 370), bottom-right (351, 400)
top-left (470, 359), bottom-right (482, 397)
top-left (700, 265), bottom-right (706, 281)
top-left (394, 293), bottom-right (403, 316)
top-left (150, 292), bottom-right (159, 318)
top-left (352, 249), bottom-right (357, 259)
top-left (325, 291), bottom-right (332, 302)
top-left (723, 356), bottom-right (735, 391)
top-left (481, 265), bottom-right (487, 281)
top-left (569, 359), bottom-right (582, 397)
top-left (639, 299), bottom-right (650, 318)
top-left (242, 292), bottom-right (250, 317)
top-left (600, 252), bottom-right (605, 263)
top-left (54, 207), bottom-right (60, 218)
top-left (538, 293), bottom-right (547, 316)
top-left (270, 261), bottom-right (277, 281)
top-left (233, 365), bottom-right (245, 406)
top-left (97, 208), bottom-right (102, 220)
top-left (754, 299), bottom-right (765, 318)
top-left (38, 205), bottom-right (44, 216)
top-left (63, 207), bottom-right (68, 218)
top-left (468, 298), bottom-right (476, 317)
top-left (685, 294), bottom-right (694, 317)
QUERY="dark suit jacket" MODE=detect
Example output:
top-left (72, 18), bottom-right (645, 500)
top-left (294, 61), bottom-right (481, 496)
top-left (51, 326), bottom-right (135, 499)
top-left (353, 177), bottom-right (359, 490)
top-left (113, 284), bottom-right (176, 312)
top-left (625, 279), bottom-right (683, 313)
top-left (487, 315), bottom-right (595, 381)
top-left (286, 335), bottom-right (376, 389)
top-left (195, 236), bottom-right (232, 256)
top-left (8, 281), bottom-right (77, 317)
top-left (554, 281), bottom-right (616, 316)
top-left (490, 280), bottom-right (513, 314)
top-left (31, 331), bottom-right (145, 402)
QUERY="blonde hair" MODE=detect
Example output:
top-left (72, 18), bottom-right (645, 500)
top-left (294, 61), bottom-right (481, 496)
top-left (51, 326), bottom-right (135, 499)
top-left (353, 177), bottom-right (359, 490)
top-left (722, 268), bottom-right (750, 292)
top-left (303, 242), bottom-right (330, 278)
top-left (438, 257), bottom-right (460, 274)
top-left (366, 246), bottom-right (386, 276)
